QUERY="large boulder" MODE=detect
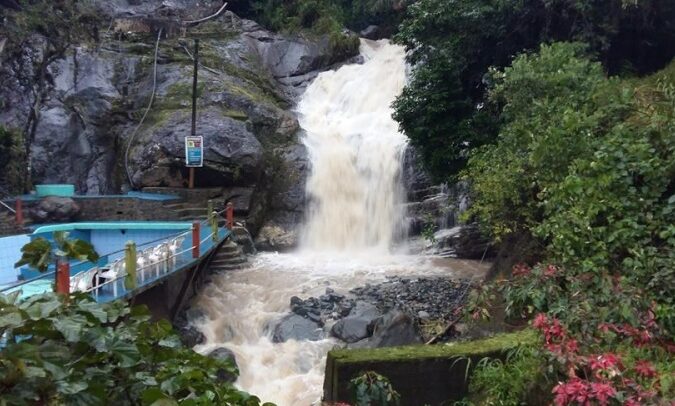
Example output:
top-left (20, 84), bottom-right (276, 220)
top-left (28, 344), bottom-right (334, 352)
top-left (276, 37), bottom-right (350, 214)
top-left (29, 47), bottom-right (120, 195)
top-left (207, 347), bottom-right (238, 383)
top-left (271, 314), bottom-right (324, 343)
top-left (331, 309), bottom-right (378, 343)
top-left (242, 21), bottom-right (359, 79)
top-left (31, 196), bottom-right (81, 223)
top-left (129, 108), bottom-right (264, 188)
top-left (368, 310), bottom-right (422, 348)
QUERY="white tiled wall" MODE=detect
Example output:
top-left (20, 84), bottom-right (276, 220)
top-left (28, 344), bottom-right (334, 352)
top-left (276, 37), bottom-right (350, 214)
top-left (0, 234), bottom-right (30, 285)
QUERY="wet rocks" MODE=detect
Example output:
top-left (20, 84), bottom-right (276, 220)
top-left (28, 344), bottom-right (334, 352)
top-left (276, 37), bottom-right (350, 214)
top-left (289, 289), bottom-right (354, 323)
top-left (330, 301), bottom-right (382, 342)
top-left (368, 310), bottom-right (422, 347)
top-left (272, 314), bottom-right (324, 343)
top-left (174, 306), bottom-right (206, 347)
top-left (207, 347), bottom-right (238, 383)
top-left (350, 277), bottom-right (472, 324)
top-left (281, 278), bottom-right (471, 346)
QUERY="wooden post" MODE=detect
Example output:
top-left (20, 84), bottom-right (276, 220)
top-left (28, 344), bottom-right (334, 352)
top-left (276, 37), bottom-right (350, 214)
top-left (208, 200), bottom-right (218, 242)
top-left (55, 256), bottom-right (70, 296)
top-left (124, 241), bottom-right (137, 290)
top-left (15, 198), bottom-right (23, 226)
top-left (188, 168), bottom-right (195, 189)
top-left (189, 38), bottom-right (199, 190)
top-left (192, 222), bottom-right (200, 258)
top-left (226, 202), bottom-right (234, 230)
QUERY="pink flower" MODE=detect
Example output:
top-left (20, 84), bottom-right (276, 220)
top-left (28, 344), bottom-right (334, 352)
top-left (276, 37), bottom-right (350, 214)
top-left (589, 382), bottom-right (616, 405)
top-left (553, 379), bottom-right (590, 406)
top-left (589, 353), bottom-right (622, 372)
top-left (533, 313), bottom-right (548, 329)
top-left (512, 263), bottom-right (531, 277)
top-left (544, 264), bottom-right (558, 277)
top-left (634, 360), bottom-right (657, 378)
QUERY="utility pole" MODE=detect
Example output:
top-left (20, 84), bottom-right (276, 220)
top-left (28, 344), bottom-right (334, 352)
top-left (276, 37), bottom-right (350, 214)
top-left (189, 38), bottom-right (199, 189)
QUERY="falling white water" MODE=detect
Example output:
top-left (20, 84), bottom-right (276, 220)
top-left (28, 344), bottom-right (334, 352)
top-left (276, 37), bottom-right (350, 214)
top-left (193, 40), bottom-right (489, 406)
top-left (298, 39), bottom-right (408, 252)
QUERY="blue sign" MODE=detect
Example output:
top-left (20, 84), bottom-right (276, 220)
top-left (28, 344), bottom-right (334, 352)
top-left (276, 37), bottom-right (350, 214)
top-left (185, 136), bottom-right (203, 167)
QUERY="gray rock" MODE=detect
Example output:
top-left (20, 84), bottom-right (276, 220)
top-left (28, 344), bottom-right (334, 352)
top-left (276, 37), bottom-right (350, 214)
top-left (244, 30), bottom-right (358, 79)
top-left (368, 310), bottom-right (422, 348)
top-left (254, 221), bottom-right (300, 252)
top-left (129, 108), bottom-right (263, 188)
top-left (207, 347), bottom-right (238, 383)
top-left (272, 314), bottom-right (324, 343)
top-left (331, 316), bottom-right (372, 343)
top-left (359, 25), bottom-right (382, 40)
top-left (330, 302), bottom-right (382, 343)
top-left (418, 311), bottom-right (431, 320)
top-left (31, 196), bottom-right (80, 222)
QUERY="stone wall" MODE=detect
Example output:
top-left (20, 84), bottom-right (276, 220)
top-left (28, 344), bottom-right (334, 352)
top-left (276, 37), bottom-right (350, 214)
top-left (76, 197), bottom-right (179, 222)
top-left (323, 330), bottom-right (536, 406)
top-left (8, 196), bottom-right (185, 228)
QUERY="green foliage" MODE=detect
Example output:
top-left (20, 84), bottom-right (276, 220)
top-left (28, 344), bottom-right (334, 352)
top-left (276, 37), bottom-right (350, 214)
top-left (0, 126), bottom-right (26, 194)
top-left (465, 346), bottom-right (549, 406)
top-left (0, 292), bottom-right (270, 405)
top-left (0, 0), bottom-right (101, 58)
top-left (15, 231), bottom-right (99, 273)
top-left (464, 42), bottom-right (616, 239)
top-left (393, 0), bottom-right (675, 180)
top-left (349, 371), bottom-right (401, 406)
top-left (227, 0), bottom-right (408, 33)
top-left (465, 43), bottom-right (674, 334)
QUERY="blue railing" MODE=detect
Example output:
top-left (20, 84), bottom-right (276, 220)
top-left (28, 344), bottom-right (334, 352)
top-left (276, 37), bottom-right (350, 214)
top-left (0, 217), bottom-right (230, 303)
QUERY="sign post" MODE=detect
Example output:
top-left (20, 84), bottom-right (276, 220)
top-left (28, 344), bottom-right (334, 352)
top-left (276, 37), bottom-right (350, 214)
top-left (185, 136), bottom-right (203, 167)
top-left (188, 38), bottom-right (200, 189)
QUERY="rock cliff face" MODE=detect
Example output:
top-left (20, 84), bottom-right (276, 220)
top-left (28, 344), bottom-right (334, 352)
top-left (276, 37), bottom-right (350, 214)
top-left (0, 1), bottom-right (359, 248)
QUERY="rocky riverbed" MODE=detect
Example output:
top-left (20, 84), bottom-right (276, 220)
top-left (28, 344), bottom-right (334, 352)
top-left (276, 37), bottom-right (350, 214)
top-left (273, 276), bottom-right (473, 347)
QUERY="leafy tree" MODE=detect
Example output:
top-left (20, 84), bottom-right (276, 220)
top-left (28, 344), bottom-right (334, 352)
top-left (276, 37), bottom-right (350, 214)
top-left (393, 0), bottom-right (675, 180)
top-left (461, 44), bottom-right (674, 405)
top-left (0, 292), bottom-right (271, 405)
top-left (15, 231), bottom-right (99, 273)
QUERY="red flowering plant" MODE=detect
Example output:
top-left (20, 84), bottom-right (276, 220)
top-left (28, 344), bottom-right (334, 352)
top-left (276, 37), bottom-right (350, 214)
top-left (532, 312), bottom-right (672, 405)
top-left (463, 261), bottom-right (674, 404)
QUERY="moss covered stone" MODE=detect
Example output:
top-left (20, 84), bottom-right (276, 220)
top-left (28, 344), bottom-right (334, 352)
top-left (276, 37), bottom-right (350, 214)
top-left (324, 329), bottom-right (537, 406)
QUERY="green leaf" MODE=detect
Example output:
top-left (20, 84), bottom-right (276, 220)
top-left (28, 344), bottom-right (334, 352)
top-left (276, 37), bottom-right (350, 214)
top-left (52, 314), bottom-right (87, 342)
top-left (142, 388), bottom-right (177, 406)
top-left (0, 312), bottom-right (23, 329)
top-left (110, 338), bottom-right (140, 367)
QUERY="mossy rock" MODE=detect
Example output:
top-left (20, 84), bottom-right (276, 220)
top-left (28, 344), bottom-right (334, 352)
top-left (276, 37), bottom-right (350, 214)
top-left (324, 329), bottom-right (537, 406)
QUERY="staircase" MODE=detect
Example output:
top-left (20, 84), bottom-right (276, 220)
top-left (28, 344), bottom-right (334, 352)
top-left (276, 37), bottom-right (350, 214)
top-left (208, 240), bottom-right (249, 273)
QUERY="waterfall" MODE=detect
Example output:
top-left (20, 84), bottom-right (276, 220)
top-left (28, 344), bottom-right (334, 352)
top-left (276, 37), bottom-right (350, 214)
top-left (298, 39), bottom-right (408, 252)
top-left (195, 40), bottom-right (433, 406)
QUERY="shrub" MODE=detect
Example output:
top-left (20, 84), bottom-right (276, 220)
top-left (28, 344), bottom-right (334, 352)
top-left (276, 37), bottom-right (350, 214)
top-left (0, 292), bottom-right (271, 405)
top-left (349, 371), bottom-right (401, 406)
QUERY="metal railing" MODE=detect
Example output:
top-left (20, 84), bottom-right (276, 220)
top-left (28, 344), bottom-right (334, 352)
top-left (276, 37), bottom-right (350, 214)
top-left (0, 201), bottom-right (234, 302)
top-left (0, 201), bottom-right (15, 214)
top-left (0, 185), bottom-right (16, 215)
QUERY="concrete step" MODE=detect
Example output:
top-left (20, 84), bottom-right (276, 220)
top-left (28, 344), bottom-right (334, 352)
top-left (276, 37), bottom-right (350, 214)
top-left (211, 255), bottom-right (247, 266)
top-left (208, 262), bottom-right (250, 272)
top-left (216, 244), bottom-right (242, 255)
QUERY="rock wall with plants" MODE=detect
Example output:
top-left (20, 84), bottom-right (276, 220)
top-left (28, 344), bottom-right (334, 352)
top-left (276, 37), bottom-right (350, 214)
top-left (0, 0), bottom-right (361, 248)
